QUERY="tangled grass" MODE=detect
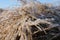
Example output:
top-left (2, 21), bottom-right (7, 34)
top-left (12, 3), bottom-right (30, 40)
top-left (0, 1), bottom-right (60, 40)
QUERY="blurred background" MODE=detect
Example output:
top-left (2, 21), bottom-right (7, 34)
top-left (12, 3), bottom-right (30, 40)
top-left (0, 0), bottom-right (60, 8)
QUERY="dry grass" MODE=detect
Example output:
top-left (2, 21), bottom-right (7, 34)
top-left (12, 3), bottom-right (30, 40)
top-left (0, 1), bottom-right (60, 40)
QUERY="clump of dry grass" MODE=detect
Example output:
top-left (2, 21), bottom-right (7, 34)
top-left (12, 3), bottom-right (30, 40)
top-left (0, 0), bottom-right (60, 40)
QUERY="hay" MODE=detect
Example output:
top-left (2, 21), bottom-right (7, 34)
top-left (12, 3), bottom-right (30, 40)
top-left (0, 1), bottom-right (60, 40)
